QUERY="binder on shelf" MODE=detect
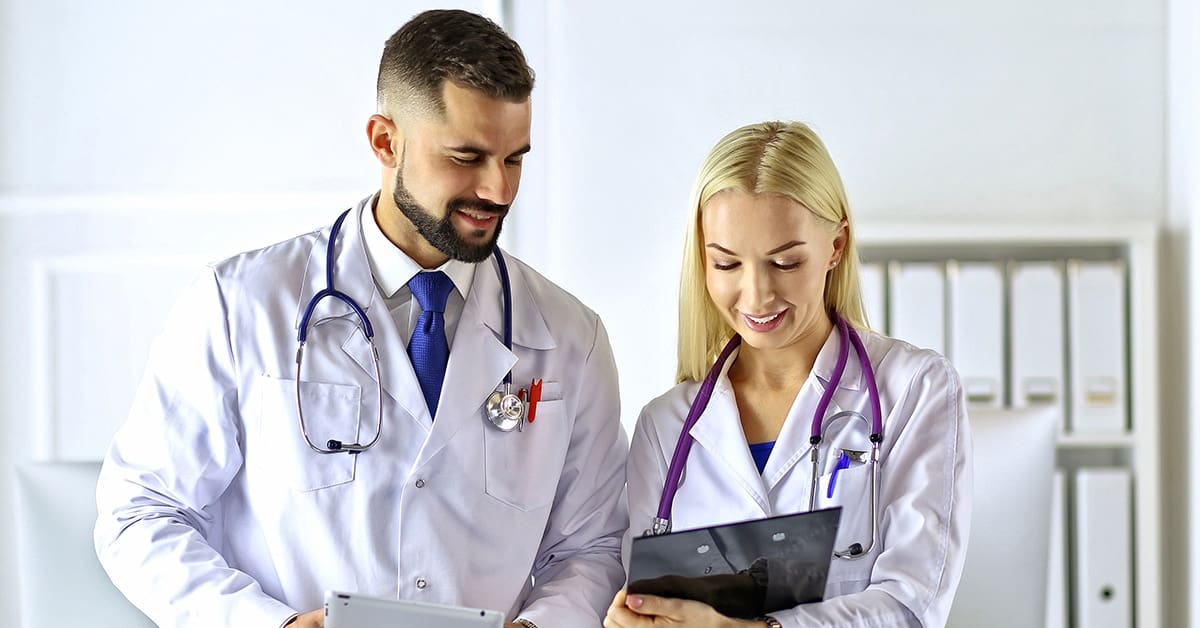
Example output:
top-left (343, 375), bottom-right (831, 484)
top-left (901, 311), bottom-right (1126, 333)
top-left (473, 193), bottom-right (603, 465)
top-left (947, 261), bottom-right (1005, 408)
top-left (1067, 260), bottom-right (1128, 433)
top-left (1045, 471), bottom-right (1067, 628)
top-left (887, 262), bottom-right (945, 355)
top-left (859, 262), bottom-right (886, 334)
top-left (1009, 262), bottom-right (1066, 423)
top-left (1073, 468), bottom-right (1133, 628)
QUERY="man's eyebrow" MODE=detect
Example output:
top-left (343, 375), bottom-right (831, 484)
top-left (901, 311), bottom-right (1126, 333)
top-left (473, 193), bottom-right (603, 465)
top-left (445, 143), bottom-right (532, 158)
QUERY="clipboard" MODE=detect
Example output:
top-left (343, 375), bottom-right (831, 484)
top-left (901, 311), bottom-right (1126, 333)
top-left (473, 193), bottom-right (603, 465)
top-left (627, 507), bottom-right (841, 618)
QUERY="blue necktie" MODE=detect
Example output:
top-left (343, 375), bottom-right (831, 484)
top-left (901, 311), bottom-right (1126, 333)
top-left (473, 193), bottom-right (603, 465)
top-left (407, 271), bottom-right (454, 418)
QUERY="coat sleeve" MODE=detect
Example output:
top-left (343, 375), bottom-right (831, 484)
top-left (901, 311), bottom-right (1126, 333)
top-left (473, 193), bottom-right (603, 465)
top-left (94, 268), bottom-right (297, 628)
top-left (516, 317), bottom-right (630, 626)
top-left (772, 354), bottom-right (973, 628)
top-left (624, 401), bottom-right (671, 560)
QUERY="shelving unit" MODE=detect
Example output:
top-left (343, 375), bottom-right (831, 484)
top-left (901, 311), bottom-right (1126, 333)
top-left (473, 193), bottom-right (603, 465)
top-left (856, 220), bottom-right (1160, 628)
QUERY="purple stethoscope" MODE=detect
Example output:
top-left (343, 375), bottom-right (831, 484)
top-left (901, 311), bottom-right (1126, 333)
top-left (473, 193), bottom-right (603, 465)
top-left (651, 312), bottom-right (885, 560)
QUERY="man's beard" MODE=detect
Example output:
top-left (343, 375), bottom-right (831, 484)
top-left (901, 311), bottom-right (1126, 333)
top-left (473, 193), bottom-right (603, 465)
top-left (392, 169), bottom-right (508, 264)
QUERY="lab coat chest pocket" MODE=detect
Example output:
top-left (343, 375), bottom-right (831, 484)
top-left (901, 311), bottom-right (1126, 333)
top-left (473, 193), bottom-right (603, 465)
top-left (255, 375), bottom-right (359, 492)
top-left (817, 462), bottom-right (871, 559)
top-left (483, 381), bottom-right (568, 512)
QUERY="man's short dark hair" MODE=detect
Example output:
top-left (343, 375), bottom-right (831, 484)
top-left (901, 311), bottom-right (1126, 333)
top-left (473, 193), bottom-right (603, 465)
top-left (377, 9), bottom-right (535, 119)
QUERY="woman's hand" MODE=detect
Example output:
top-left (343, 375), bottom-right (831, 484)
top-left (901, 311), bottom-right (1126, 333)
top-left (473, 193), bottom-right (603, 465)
top-left (285, 609), bottom-right (324, 627)
top-left (604, 589), bottom-right (766, 628)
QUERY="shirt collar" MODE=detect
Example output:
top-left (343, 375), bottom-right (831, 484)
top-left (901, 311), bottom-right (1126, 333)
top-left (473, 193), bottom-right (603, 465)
top-left (360, 196), bottom-right (476, 300)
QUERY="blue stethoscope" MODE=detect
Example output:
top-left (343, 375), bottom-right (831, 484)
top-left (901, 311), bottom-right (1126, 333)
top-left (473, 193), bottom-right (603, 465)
top-left (652, 312), bottom-right (884, 560)
top-left (294, 208), bottom-right (526, 454)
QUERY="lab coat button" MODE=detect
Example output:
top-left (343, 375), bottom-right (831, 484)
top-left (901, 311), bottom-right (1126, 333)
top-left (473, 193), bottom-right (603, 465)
top-left (415, 479), bottom-right (425, 488)
top-left (415, 577), bottom-right (428, 590)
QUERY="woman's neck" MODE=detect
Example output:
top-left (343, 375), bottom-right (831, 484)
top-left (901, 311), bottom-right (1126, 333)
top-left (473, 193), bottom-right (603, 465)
top-left (728, 316), bottom-right (834, 392)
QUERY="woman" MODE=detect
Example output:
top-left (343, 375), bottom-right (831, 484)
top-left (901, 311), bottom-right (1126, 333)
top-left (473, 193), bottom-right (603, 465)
top-left (607, 121), bottom-right (971, 627)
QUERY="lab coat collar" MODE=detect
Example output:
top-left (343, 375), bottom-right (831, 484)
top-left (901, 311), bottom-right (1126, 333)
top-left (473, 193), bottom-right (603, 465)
top-left (291, 196), bottom-right (431, 432)
top-left (687, 348), bottom-right (774, 517)
top-left (411, 248), bottom-right (555, 465)
top-left (293, 195), bottom-right (379, 331)
top-left (473, 251), bottom-right (556, 351)
top-left (291, 197), bottom-right (556, 463)
top-left (810, 322), bottom-right (865, 393)
top-left (688, 327), bottom-right (864, 505)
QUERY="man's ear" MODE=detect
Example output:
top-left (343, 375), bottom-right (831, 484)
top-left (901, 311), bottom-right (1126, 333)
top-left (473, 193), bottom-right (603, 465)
top-left (367, 114), bottom-right (402, 168)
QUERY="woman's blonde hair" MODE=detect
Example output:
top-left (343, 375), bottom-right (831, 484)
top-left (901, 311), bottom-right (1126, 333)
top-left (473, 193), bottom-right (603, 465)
top-left (676, 121), bottom-right (868, 383)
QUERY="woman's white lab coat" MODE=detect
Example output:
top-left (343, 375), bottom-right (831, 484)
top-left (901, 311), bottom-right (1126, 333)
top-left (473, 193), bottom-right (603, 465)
top-left (94, 198), bottom-right (628, 627)
top-left (626, 329), bottom-right (971, 627)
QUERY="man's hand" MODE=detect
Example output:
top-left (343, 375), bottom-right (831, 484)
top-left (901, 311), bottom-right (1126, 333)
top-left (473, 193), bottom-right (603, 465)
top-left (285, 609), bottom-right (324, 628)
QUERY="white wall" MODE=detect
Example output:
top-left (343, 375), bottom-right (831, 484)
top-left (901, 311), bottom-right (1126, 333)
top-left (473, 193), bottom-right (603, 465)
top-left (1, 1), bottom-right (1190, 626)
top-left (0, 2), bottom-right (481, 625)
top-left (531, 0), bottom-right (1164, 433)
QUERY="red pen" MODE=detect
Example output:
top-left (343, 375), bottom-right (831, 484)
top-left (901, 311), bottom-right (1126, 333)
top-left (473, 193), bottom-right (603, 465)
top-left (527, 378), bottom-right (543, 423)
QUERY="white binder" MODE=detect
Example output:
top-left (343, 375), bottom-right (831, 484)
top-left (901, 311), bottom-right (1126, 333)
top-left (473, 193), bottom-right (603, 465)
top-left (887, 262), bottom-right (945, 354)
top-left (1009, 262), bottom-right (1065, 422)
top-left (1073, 468), bottom-right (1133, 628)
top-left (1067, 260), bottom-right (1127, 433)
top-left (947, 261), bottom-right (1004, 408)
top-left (859, 261), bottom-right (886, 333)
top-left (1045, 471), bottom-right (1067, 628)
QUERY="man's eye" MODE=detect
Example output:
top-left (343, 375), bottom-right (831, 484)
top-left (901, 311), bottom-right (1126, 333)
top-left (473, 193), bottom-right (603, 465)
top-left (450, 156), bottom-right (478, 165)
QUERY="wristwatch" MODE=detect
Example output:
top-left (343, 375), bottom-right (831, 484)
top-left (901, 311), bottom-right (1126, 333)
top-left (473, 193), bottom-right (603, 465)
top-left (757, 616), bottom-right (783, 628)
top-left (514, 619), bottom-right (539, 628)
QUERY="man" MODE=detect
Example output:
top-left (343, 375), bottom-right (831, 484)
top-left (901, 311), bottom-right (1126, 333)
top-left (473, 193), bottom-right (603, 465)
top-left (95, 10), bottom-right (628, 628)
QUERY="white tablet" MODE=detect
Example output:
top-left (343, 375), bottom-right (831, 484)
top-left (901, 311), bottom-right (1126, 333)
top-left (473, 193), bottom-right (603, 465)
top-left (324, 590), bottom-right (505, 628)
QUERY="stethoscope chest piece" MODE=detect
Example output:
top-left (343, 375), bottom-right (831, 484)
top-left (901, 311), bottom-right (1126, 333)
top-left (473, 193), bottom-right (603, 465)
top-left (485, 386), bottom-right (526, 432)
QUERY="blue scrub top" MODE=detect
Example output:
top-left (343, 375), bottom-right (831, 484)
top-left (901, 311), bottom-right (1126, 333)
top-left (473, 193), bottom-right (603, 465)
top-left (748, 441), bottom-right (776, 474)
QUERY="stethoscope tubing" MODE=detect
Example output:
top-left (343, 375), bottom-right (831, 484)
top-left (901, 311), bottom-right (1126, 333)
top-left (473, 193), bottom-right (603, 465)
top-left (294, 206), bottom-right (517, 454)
top-left (653, 312), bottom-right (884, 555)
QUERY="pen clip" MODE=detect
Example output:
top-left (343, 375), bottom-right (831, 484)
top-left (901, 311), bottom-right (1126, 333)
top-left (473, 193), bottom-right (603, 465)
top-left (516, 388), bottom-right (528, 432)
top-left (827, 451), bottom-right (852, 499)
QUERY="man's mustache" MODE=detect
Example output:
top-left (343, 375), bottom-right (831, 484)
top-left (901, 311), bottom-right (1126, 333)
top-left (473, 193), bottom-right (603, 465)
top-left (448, 198), bottom-right (509, 217)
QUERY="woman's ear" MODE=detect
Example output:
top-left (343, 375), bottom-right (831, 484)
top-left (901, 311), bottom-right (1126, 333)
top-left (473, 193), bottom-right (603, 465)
top-left (830, 219), bottom-right (849, 269)
top-left (366, 114), bottom-right (402, 168)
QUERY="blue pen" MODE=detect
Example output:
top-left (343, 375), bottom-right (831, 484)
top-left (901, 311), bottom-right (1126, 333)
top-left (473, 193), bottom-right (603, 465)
top-left (827, 451), bottom-right (851, 499)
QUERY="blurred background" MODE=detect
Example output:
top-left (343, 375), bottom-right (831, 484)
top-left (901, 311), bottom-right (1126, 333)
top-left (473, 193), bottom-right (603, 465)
top-left (0, 1), bottom-right (1195, 626)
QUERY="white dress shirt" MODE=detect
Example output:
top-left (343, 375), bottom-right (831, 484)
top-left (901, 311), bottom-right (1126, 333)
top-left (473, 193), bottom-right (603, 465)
top-left (359, 199), bottom-right (475, 349)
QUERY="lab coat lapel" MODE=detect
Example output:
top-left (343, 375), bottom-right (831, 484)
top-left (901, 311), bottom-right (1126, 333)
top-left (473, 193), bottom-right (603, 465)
top-left (762, 326), bottom-right (865, 492)
top-left (414, 254), bottom-right (524, 467)
top-left (688, 376), bottom-right (772, 516)
top-left (292, 199), bottom-right (431, 429)
top-left (349, 289), bottom-right (431, 428)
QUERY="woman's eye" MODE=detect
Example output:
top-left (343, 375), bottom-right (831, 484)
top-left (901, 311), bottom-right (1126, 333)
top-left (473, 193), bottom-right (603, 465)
top-left (773, 261), bottom-right (801, 270)
top-left (712, 261), bottom-right (740, 271)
